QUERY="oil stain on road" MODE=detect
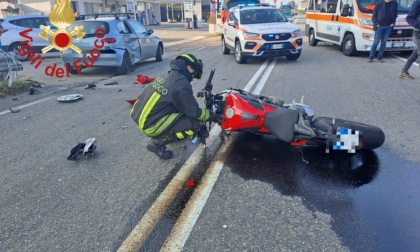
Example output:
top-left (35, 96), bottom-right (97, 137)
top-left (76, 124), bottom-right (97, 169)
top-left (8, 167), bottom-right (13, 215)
top-left (228, 133), bottom-right (420, 252)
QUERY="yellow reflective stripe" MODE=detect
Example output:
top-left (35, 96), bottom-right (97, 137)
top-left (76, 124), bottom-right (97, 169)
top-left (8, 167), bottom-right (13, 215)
top-left (144, 113), bottom-right (180, 137)
top-left (181, 54), bottom-right (195, 63)
top-left (139, 92), bottom-right (160, 131)
top-left (198, 109), bottom-right (210, 121)
top-left (144, 114), bottom-right (171, 136)
top-left (176, 132), bottom-right (184, 139)
top-left (185, 130), bottom-right (194, 136)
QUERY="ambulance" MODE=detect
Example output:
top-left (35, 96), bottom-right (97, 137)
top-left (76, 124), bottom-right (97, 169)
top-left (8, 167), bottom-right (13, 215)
top-left (305, 0), bottom-right (415, 56)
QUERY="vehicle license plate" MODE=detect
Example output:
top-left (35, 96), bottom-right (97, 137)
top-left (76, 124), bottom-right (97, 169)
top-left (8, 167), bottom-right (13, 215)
top-left (392, 42), bottom-right (404, 48)
top-left (272, 44), bottom-right (284, 49)
top-left (332, 127), bottom-right (361, 153)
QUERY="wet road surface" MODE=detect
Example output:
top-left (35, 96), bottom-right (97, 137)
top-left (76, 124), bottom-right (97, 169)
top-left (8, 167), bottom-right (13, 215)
top-left (225, 133), bottom-right (420, 251)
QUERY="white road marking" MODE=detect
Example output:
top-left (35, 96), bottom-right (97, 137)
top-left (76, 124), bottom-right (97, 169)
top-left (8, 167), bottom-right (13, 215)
top-left (243, 58), bottom-right (270, 92)
top-left (164, 36), bottom-right (208, 47)
top-left (159, 59), bottom-right (277, 251)
top-left (117, 126), bottom-right (222, 252)
top-left (0, 97), bottom-right (52, 116)
top-left (252, 58), bottom-right (277, 94)
top-left (160, 137), bottom-right (234, 252)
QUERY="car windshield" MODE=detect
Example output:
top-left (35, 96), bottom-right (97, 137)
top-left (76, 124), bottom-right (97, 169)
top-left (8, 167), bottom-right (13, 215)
top-left (280, 7), bottom-right (292, 14)
top-left (240, 9), bottom-right (287, 24)
top-left (357, 0), bottom-right (415, 13)
top-left (68, 21), bottom-right (109, 38)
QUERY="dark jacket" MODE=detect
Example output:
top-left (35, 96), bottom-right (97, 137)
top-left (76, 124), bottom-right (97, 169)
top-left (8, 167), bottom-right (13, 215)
top-left (406, 0), bottom-right (420, 30)
top-left (130, 60), bottom-right (211, 137)
top-left (372, 0), bottom-right (398, 30)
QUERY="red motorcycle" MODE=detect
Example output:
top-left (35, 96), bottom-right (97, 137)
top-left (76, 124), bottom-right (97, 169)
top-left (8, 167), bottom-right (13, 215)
top-left (197, 68), bottom-right (385, 153)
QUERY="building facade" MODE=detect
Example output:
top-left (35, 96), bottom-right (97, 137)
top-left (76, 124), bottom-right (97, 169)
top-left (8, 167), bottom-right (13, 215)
top-left (0, 0), bottom-right (209, 26)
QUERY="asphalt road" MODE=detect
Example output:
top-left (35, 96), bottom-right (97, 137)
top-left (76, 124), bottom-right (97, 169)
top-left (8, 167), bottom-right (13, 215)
top-left (1, 20), bottom-right (420, 251)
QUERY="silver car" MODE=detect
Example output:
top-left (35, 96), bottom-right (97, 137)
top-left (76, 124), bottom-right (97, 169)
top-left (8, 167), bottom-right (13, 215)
top-left (0, 15), bottom-right (56, 61)
top-left (61, 17), bottom-right (164, 75)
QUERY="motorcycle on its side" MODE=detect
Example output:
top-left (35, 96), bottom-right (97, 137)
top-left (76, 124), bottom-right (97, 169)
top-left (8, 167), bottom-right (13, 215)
top-left (197, 68), bottom-right (385, 153)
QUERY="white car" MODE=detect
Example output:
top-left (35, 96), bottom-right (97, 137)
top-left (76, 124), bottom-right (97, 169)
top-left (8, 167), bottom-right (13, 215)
top-left (222, 4), bottom-right (303, 64)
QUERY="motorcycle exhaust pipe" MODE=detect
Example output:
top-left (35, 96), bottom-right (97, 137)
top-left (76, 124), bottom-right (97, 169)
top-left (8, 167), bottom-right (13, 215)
top-left (294, 124), bottom-right (316, 137)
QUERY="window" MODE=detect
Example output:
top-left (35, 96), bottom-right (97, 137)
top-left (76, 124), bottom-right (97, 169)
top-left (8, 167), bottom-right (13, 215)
top-left (68, 21), bottom-right (109, 36)
top-left (127, 20), bottom-right (147, 34)
top-left (116, 20), bottom-right (130, 34)
top-left (10, 18), bottom-right (48, 28)
top-left (340, 0), bottom-right (354, 16)
top-left (84, 3), bottom-right (102, 14)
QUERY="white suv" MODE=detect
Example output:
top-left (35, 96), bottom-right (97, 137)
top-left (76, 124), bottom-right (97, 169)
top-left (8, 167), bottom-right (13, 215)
top-left (221, 4), bottom-right (302, 64)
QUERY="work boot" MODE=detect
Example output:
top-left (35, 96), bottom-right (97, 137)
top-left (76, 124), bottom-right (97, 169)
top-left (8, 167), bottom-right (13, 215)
top-left (146, 137), bottom-right (173, 159)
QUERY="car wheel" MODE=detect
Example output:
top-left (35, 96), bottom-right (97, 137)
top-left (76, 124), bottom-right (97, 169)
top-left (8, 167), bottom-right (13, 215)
top-left (308, 29), bottom-right (318, 46)
top-left (222, 37), bottom-right (230, 55)
top-left (66, 63), bottom-right (78, 74)
top-left (117, 52), bottom-right (132, 75)
top-left (156, 44), bottom-right (163, 62)
top-left (235, 41), bottom-right (247, 64)
top-left (9, 43), bottom-right (29, 61)
top-left (342, 34), bottom-right (357, 56)
top-left (286, 52), bottom-right (301, 60)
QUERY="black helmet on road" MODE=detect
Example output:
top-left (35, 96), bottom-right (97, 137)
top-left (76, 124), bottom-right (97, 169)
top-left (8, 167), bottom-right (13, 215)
top-left (176, 53), bottom-right (203, 79)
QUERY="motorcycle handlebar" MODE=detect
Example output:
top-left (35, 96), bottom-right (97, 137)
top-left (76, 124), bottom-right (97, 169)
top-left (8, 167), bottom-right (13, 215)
top-left (205, 68), bottom-right (216, 92)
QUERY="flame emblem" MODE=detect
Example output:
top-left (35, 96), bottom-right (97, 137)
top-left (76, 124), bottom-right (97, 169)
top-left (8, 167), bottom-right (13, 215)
top-left (38, 0), bottom-right (85, 54)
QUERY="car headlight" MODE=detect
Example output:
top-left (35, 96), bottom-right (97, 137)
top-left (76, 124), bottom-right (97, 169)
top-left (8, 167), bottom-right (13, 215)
top-left (292, 29), bottom-right (302, 36)
top-left (359, 18), bottom-right (373, 27)
top-left (243, 32), bottom-right (259, 38)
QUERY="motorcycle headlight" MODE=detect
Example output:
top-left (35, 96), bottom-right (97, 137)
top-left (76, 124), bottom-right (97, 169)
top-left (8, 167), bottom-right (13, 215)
top-left (359, 18), bottom-right (373, 27)
top-left (292, 29), bottom-right (302, 36)
top-left (244, 32), bottom-right (259, 38)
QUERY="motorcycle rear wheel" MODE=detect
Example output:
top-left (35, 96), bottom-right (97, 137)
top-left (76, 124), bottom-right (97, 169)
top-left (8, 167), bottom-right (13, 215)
top-left (311, 117), bottom-right (385, 150)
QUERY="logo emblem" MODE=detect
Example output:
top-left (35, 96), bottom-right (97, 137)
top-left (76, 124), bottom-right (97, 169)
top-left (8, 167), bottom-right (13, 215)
top-left (38, 0), bottom-right (85, 54)
top-left (275, 35), bottom-right (280, 40)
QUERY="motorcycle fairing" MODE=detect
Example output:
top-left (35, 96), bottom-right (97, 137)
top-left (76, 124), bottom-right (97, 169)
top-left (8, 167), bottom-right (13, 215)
top-left (264, 107), bottom-right (299, 142)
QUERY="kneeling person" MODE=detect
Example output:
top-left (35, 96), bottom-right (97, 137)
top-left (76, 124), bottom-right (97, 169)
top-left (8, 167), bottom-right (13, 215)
top-left (130, 54), bottom-right (220, 159)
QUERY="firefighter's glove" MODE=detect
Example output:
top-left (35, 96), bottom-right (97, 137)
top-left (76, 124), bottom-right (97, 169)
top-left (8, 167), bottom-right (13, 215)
top-left (209, 111), bottom-right (222, 124)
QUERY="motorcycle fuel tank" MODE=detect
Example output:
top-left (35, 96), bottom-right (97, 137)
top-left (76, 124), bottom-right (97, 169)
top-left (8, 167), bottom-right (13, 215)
top-left (221, 93), bottom-right (275, 133)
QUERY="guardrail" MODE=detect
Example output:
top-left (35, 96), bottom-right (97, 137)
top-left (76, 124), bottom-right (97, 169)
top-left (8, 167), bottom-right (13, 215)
top-left (0, 50), bottom-right (23, 87)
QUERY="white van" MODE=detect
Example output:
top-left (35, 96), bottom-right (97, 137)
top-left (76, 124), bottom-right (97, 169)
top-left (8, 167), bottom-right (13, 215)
top-left (305, 0), bottom-right (415, 56)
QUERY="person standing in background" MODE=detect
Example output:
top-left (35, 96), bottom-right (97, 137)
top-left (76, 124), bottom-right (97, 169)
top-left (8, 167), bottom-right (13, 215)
top-left (140, 11), bottom-right (146, 25)
top-left (368, 0), bottom-right (398, 63)
top-left (398, 0), bottom-right (420, 79)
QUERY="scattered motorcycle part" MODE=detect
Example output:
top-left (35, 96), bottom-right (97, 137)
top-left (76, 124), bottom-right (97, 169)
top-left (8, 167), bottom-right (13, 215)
top-left (67, 138), bottom-right (97, 160)
top-left (83, 138), bottom-right (97, 157)
top-left (104, 81), bottom-right (119, 85)
top-left (29, 86), bottom-right (41, 95)
top-left (85, 84), bottom-right (96, 89)
top-left (135, 75), bottom-right (155, 84)
top-left (57, 94), bottom-right (83, 103)
top-left (67, 142), bottom-right (85, 161)
top-left (9, 107), bottom-right (20, 113)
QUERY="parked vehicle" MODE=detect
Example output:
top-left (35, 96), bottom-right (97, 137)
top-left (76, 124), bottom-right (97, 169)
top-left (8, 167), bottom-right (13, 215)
top-left (221, 4), bottom-right (303, 63)
top-left (220, 0), bottom-right (261, 23)
top-left (305, 0), bottom-right (414, 56)
top-left (279, 4), bottom-right (294, 19)
top-left (197, 68), bottom-right (385, 153)
top-left (0, 15), bottom-right (56, 61)
top-left (61, 14), bottom-right (164, 75)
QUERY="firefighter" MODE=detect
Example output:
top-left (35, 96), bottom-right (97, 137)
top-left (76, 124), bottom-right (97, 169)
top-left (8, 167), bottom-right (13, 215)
top-left (130, 54), bottom-right (221, 159)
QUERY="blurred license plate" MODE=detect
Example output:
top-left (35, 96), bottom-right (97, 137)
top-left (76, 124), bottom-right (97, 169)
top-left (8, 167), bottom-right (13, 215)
top-left (272, 44), bottom-right (284, 49)
top-left (392, 42), bottom-right (404, 48)
top-left (332, 127), bottom-right (361, 153)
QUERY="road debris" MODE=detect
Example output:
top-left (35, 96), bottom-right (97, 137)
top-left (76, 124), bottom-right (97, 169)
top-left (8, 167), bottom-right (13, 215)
top-left (57, 94), bottom-right (83, 103)
top-left (67, 138), bottom-right (97, 161)
top-left (135, 74), bottom-right (155, 84)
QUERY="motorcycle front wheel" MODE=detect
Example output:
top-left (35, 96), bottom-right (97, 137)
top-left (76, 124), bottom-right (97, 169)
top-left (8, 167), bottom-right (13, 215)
top-left (311, 117), bottom-right (385, 150)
